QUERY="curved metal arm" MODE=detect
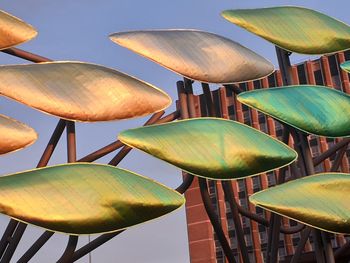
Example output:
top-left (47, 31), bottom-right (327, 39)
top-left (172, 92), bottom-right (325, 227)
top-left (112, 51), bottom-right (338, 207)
top-left (222, 181), bottom-right (250, 263)
top-left (198, 178), bottom-right (236, 263)
top-left (237, 203), bottom-right (305, 234)
top-left (17, 231), bottom-right (54, 263)
top-left (176, 173), bottom-right (194, 194)
top-left (72, 232), bottom-right (123, 262)
top-left (313, 138), bottom-right (350, 167)
top-left (224, 84), bottom-right (243, 94)
top-left (290, 227), bottom-right (312, 263)
top-left (57, 236), bottom-right (79, 263)
top-left (0, 223), bottom-right (27, 263)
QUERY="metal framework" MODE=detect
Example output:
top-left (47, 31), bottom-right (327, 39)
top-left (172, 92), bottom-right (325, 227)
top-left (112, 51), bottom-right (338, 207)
top-left (0, 5), bottom-right (350, 263)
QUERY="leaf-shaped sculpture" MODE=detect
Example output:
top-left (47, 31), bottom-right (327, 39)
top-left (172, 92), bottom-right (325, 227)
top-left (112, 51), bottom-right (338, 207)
top-left (340, 61), bottom-right (350, 72)
top-left (250, 173), bottom-right (350, 234)
top-left (118, 118), bottom-right (297, 180)
top-left (0, 62), bottom-right (171, 122)
top-left (0, 114), bottom-right (37, 155)
top-left (238, 85), bottom-right (350, 137)
top-left (0, 9), bottom-right (37, 50)
top-left (0, 163), bottom-right (184, 234)
top-left (109, 29), bottom-right (274, 84)
top-left (222, 6), bottom-right (350, 54)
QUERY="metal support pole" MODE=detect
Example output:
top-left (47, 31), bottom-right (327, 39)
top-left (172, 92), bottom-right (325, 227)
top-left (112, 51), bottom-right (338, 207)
top-left (290, 227), bottom-right (313, 263)
top-left (236, 203), bottom-right (305, 234)
top-left (188, 79), bottom-right (235, 262)
top-left (72, 232), bottom-right (122, 262)
top-left (291, 139), bottom-right (347, 263)
top-left (201, 82), bottom-right (249, 262)
top-left (313, 138), bottom-right (350, 166)
top-left (0, 224), bottom-right (27, 263)
top-left (17, 232), bottom-right (54, 263)
top-left (276, 45), bottom-right (335, 263)
top-left (60, 86), bottom-right (184, 262)
top-left (0, 220), bottom-right (18, 257)
top-left (222, 182), bottom-right (250, 263)
top-left (16, 112), bottom-right (173, 261)
top-left (199, 178), bottom-right (236, 263)
top-left (266, 129), bottom-right (290, 263)
top-left (55, 121), bottom-right (79, 263)
top-left (292, 131), bottom-right (327, 263)
top-left (57, 236), bottom-right (79, 263)
top-left (2, 47), bottom-right (52, 63)
top-left (0, 119), bottom-right (66, 262)
top-left (78, 141), bottom-right (124, 163)
top-left (108, 111), bottom-right (164, 166)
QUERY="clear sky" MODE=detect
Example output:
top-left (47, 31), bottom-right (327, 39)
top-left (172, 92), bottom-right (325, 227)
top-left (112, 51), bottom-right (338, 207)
top-left (0, 0), bottom-right (348, 262)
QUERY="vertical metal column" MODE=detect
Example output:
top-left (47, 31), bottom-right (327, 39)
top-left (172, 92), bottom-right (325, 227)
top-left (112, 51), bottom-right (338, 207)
top-left (57, 121), bottom-right (79, 263)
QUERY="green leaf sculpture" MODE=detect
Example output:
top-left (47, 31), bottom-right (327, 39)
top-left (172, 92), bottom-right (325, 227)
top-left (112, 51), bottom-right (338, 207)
top-left (222, 6), bottom-right (350, 54)
top-left (0, 62), bottom-right (171, 122)
top-left (250, 173), bottom-right (350, 234)
top-left (0, 163), bottom-right (184, 234)
top-left (110, 29), bottom-right (274, 84)
top-left (0, 114), bottom-right (37, 155)
top-left (238, 85), bottom-right (350, 137)
top-left (119, 118), bottom-right (297, 180)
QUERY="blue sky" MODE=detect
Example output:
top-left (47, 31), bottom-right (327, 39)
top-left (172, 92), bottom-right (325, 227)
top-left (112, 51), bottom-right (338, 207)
top-left (0, 1), bottom-right (348, 262)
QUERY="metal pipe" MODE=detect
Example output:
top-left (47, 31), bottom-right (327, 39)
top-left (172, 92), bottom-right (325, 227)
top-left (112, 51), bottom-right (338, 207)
top-left (78, 140), bottom-right (124, 163)
top-left (190, 79), bottom-right (235, 262)
top-left (0, 223), bottom-right (27, 263)
top-left (199, 178), bottom-right (236, 263)
top-left (330, 145), bottom-right (348, 172)
top-left (276, 45), bottom-right (332, 263)
top-left (183, 78), bottom-right (196, 118)
top-left (294, 132), bottom-right (327, 263)
top-left (0, 220), bottom-right (18, 257)
top-left (56, 236), bottom-right (78, 263)
top-left (275, 46), bottom-right (293, 86)
top-left (17, 231), bottom-right (54, 263)
top-left (69, 92), bottom-right (183, 261)
top-left (319, 146), bottom-right (350, 261)
top-left (335, 240), bottom-right (350, 260)
top-left (176, 173), bottom-right (194, 194)
top-left (78, 110), bottom-right (178, 163)
top-left (70, 87), bottom-right (184, 260)
top-left (66, 121), bottom-right (76, 163)
top-left (2, 47), bottom-right (51, 63)
top-left (108, 146), bottom-right (132, 166)
top-left (235, 201), bottom-right (305, 234)
top-left (108, 111), bottom-right (164, 166)
top-left (313, 138), bottom-right (350, 167)
top-left (156, 110), bottom-right (180, 124)
top-left (201, 83), bottom-right (216, 116)
top-left (201, 82), bottom-right (248, 261)
top-left (55, 122), bottom-right (79, 263)
top-left (322, 232), bottom-right (335, 263)
top-left (266, 129), bottom-right (290, 263)
top-left (0, 120), bottom-right (66, 261)
top-left (177, 81), bottom-right (190, 120)
top-left (71, 160), bottom-right (193, 262)
top-left (222, 181), bottom-right (250, 263)
top-left (72, 232), bottom-right (122, 262)
top-left (290, 227), bottom-right (313, 263)
top-left (224, 84), bottom-right (243, 94)
top-left (38, 119), bottom-right (67, 167)
top-left (174, 81), bottom-right (194, 194)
